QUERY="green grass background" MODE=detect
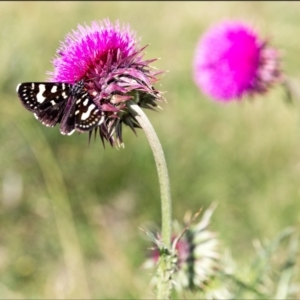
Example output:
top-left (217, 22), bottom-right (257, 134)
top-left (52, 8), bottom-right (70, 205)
top-left (0, 1), bottom-right (300, 298)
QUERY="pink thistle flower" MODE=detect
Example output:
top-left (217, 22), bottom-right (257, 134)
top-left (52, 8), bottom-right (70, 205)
top-left (193, 20), bottom-right (282, 102)
top-left (49, 19), bottom-right (164, 147)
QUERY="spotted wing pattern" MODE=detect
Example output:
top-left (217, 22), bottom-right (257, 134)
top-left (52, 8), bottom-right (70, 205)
top-left (16, 81), bottom-right (103, 135)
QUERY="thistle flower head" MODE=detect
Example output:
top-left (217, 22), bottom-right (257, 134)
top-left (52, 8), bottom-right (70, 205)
top-left (49, 19), bottom-right (164, 146)
top-left (143, 205), bottom-right (220, 292)
top-left (193, 20), bottom-right (282, 102)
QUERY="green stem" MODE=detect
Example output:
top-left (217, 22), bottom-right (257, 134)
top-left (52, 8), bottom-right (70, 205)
top-left (127, 101), bottom-right (172, 247)
top-left (127, 100), bottom-right (173, 299)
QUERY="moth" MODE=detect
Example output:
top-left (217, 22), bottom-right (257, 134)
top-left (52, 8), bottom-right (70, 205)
top-left (16, 80), bottom-right (103, 135)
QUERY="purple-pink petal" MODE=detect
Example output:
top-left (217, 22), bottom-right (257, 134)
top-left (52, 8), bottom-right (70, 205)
top-left (49, 19), bottom-right (137, 83)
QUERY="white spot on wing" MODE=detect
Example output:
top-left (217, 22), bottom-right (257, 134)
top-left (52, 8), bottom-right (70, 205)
top-left (67, 129), bottom-right (75, 136)
top-left (36, 85), bottom-right (46, 103)
top-left (99, 115), bottom-right (105, 125)
top-left (81, 104), bottom-right (96, 120)
top-left (83, 98), bottom-right (89, 106)
top-left (51, 86), bottom-right (58, 93)
top-left (61, 129), bottom-right (75, 136)
top-left (16, 84), bottom-right (21, 93)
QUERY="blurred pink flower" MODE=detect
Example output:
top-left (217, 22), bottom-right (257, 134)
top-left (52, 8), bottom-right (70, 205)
top-left (193, 20), bottom-right (282, 102)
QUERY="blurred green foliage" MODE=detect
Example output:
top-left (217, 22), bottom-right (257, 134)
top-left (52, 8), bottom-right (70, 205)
top-left (1, 1), bottom-right (300, 298)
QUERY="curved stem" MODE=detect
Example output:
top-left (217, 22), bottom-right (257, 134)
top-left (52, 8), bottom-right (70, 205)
top-left (127, 101), bottom-right (172, 247)
top-left (127, 99), bottom-right (173, 299)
